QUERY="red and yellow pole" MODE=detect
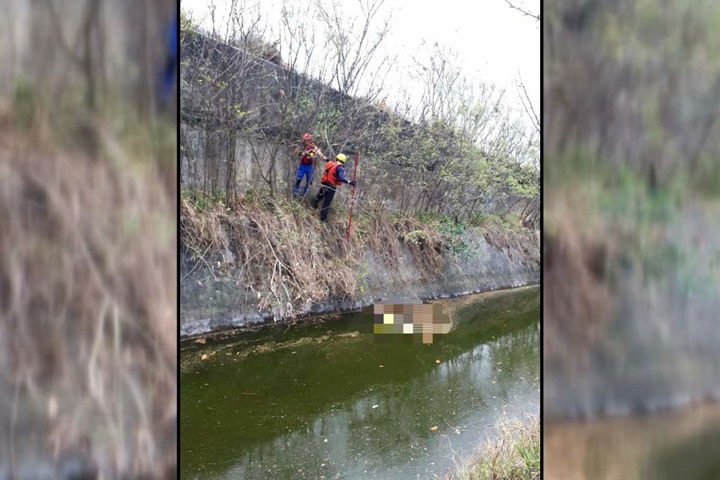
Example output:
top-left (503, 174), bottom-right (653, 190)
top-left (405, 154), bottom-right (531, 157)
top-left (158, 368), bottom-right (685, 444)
top-left (346, 150), bottom-right (359, 241)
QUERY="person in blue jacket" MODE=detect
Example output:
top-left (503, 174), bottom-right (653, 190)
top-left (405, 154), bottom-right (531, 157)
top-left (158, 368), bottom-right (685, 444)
top-left (312, 153), bottom-right (356, 222)
top-left (160, 13), bottom-right (178, 105)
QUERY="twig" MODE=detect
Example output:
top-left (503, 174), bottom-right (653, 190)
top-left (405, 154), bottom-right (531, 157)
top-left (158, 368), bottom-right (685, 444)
top-left (504, 0), bottom-right (540, 21)
top-left (181, 243), bottom-right (214, 281)
top-left (517, 72), bottom-right (540, 133)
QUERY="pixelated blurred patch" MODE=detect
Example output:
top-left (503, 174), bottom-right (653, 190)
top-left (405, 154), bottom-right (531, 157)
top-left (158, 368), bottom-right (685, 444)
top-left (374, 323), bottom-right (403, 334)
top-left (372, 302), bottom-right (450, 343)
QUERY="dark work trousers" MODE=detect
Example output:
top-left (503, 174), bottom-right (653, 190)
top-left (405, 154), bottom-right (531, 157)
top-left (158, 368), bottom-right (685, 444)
top-left (312, 183), bottom-right (337, 222)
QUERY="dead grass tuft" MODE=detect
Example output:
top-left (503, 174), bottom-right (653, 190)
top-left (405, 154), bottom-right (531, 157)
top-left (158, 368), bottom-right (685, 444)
top-left (182, 192), bottom-right (364, 316)
top-left (448, 415), bottom-right (540, 480)
top-left (482, 221), bottom-right (539, 262)
top-left (362, 209), bottom-right (403, 270)
top-left (0, 128), bottom-right (176, 478)
top-left (544, 194), bottom-right (614, 366)
top-left (394, 217), bottom-right (446, 278)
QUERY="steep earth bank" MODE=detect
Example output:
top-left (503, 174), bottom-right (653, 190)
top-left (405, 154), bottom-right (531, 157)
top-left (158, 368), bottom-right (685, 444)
top-left (180, 201), bottom-right (540, 337)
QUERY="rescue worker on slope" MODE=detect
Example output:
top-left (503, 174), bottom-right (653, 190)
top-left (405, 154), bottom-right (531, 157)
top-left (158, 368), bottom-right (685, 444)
top-left (293, 133), bottom-right (326, 197)
top-left (312, 153), bottom-right (356, 222)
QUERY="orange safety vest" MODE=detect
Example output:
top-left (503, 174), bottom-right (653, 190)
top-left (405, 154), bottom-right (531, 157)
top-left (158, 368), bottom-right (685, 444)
top-left (322, 161), bottom-right (343, 187)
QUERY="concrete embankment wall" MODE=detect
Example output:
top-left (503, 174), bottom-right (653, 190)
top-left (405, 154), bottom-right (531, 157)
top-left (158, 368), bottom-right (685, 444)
top-left (180, 230), bottom-right (540, 337)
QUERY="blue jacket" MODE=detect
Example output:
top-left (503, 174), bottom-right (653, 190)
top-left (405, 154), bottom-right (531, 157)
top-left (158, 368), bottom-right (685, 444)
top-left (169, 15), bottom-right (178, 59)
top-left (335, 165), bottom-right (349, 183)
top-left (160, 14), bottom-right (178, 104)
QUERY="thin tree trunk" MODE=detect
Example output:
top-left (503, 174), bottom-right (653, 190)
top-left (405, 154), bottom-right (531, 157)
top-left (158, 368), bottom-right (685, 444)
top-left (225, 135), bottom-right (236, 205)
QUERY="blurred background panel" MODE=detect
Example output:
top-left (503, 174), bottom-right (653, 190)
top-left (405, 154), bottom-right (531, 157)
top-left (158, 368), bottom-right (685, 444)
top-left (544, 0), bottom-right (720, 478)
top-left (0, 1), bottom-right (177, 479)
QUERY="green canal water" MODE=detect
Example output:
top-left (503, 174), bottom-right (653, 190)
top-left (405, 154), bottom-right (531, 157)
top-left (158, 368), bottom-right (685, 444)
top-left (181, 286), bottom-right (539, 479)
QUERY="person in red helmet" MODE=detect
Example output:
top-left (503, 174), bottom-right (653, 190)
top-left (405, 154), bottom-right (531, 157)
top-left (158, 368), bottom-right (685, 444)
top-left (293, 133), bottom-right (326, 197)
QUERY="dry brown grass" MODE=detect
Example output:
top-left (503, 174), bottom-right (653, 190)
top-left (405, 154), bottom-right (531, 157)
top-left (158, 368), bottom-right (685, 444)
top-left (182, 192), bottom-right (542, 327)
top-left (448, 416), bottom-right (540, 480)
top-left (483, 222), bottom-right (539, 263)
top-left (361, 207), bottom-right (403, 270)
top-left (394, 217), bottom-right (446, 278)
top-left (347, 200), bottom-right (447, 275)
top-left (181, 192), bottom-right (463, 317)
top-left (0, 127), bottom-right (176, 477)
top-left (182, 193), bottom-right (363, 315)
top-left (544, 192), bottom-right (614, 366)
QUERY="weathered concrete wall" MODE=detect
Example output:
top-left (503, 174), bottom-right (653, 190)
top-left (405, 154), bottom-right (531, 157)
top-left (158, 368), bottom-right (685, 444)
top-left (180, 230), bottom-right (540, 337)
top-left (544, 203), bottom-right (720, 419)
top-left (180, 124), bottom-right (299, 194)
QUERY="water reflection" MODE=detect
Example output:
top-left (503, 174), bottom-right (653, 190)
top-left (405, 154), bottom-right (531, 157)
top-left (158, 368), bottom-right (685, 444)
top-left (545, 403), bottom-right (720, 480)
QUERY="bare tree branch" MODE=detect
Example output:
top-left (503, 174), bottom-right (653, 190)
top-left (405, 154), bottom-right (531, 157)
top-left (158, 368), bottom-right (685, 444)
top-left (504, 0), bottom-right (540, 21)
top-left (516, 72), bottom-right (539, 133)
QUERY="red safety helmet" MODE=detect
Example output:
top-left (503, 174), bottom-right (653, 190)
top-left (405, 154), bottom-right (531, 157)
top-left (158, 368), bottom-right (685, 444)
top-left (302, 133), bottom-right (313, 141)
